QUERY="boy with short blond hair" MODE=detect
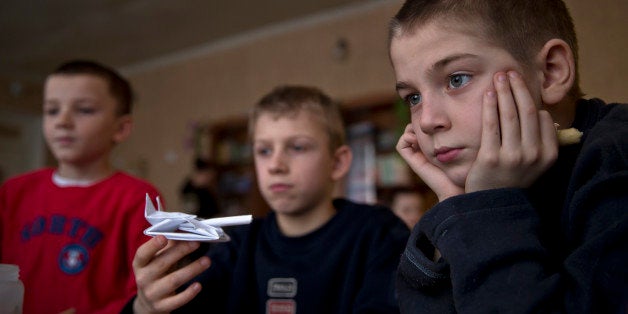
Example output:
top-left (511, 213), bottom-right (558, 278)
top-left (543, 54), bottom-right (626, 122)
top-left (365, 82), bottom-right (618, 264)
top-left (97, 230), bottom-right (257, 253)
top-left (389, 0), bottom-right (627, 313)
top-left (0, 60), bottom-right (162, 314)
top-left (128, 85), bottom-right (409, 313)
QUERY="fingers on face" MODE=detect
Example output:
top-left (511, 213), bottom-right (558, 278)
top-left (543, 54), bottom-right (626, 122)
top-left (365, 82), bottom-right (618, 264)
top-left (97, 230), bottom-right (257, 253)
top-left (539, 110), bottom-right (559, 166)
top-left (403, 123), bottom-right (417, 140)
top-left (494, 72), bottom-right (521, 150)
top-left (489, 71), bottom-right (557, 169)
top-left (397, 123), bottom-right (419, 151)
top-left (481, 88), bottom-right (500, 154)
top-left (507, 71), bottom-right (541, 148)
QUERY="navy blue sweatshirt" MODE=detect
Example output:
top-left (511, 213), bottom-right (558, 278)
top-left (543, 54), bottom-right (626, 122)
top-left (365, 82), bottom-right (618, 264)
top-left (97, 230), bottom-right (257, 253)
top-left (396, 99), bottom-right (628, 313)
top-left (178, 198), bottom-right (409, 314)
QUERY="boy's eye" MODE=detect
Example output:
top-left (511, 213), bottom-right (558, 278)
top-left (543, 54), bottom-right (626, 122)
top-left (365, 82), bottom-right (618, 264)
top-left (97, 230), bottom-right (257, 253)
top-left (448, 74), bottom-right (471, 89)
top-left (255, 147), bottom-right (271, 157)
top-left (44, 107), bottom-right (59, 116)
top-left (405, 93), bottom-right (422, 107)
top-left (289, 144), bottom-right (307, 152)
top-left (78, 106), bottom-right (96, 113)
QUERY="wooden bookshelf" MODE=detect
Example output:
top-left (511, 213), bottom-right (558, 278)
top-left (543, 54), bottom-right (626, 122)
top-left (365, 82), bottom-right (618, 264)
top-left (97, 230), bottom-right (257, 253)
top-left (208, 117), bottom-right (270, 218)
top-left (341, 94), bottom-right (424, 205)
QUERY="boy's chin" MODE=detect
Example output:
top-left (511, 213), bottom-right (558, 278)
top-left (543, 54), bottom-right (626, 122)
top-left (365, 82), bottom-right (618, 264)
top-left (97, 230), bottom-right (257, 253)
top-left (445, 170), bottom-right (469, 190)
top-left (265, 198), bottom-right (300, 216)
top-left (272, 206), bottom-right (308, 217)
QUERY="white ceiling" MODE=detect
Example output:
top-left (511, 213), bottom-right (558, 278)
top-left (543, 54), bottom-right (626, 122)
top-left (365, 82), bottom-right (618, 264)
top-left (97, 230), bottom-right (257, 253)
top-left (0, 0), bottom-right (372, 84)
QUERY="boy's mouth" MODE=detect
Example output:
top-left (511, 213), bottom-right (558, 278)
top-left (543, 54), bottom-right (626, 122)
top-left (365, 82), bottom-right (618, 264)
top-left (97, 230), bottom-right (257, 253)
top-left (269, 183), bottom-right (292, 193)
top-left (54, 136), bottom-right (76, 146)
top-left (434, 147), bottom-right (461, 163)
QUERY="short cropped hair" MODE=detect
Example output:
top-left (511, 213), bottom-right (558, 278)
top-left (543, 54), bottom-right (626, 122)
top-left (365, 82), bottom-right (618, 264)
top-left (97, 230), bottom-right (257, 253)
top-left (50, 60), bottom-right (134, 116)
top-left (249, 85), bottom-right (346, 152)
top-left (389, 0), bottom-right (582, 99)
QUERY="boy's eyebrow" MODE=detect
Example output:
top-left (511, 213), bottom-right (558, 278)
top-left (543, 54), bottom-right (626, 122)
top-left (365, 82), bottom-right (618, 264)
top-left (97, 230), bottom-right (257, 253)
top-left (395, 81), bottom-right (412, 93)
top-left (395, 53), bottom-right (481, 92)
top-left (431, 53), bottom-right (480, 73)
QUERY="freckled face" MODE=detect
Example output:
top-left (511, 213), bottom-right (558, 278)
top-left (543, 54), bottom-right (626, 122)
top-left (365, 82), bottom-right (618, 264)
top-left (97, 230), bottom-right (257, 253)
top-left (390, 22), bottom-right (528, 188)
top-left (253, 111), bottom-right (336, 217)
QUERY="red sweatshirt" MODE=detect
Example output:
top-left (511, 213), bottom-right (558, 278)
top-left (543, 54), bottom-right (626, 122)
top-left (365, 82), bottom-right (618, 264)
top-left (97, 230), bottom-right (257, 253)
top-left (1, 168), bottom-right (160, 314)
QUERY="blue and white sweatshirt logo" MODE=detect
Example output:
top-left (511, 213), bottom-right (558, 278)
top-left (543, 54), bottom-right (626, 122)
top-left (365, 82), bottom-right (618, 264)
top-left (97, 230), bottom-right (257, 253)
top-left (21, 214), bottom-right (103, 275)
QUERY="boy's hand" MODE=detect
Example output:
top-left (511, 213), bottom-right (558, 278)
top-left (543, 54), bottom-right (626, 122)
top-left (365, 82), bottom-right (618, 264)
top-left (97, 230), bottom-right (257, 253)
top-left (465, 71), bottom-right (558, 192)
top-left (397, 124), bottom-right (464, 201)
top-left (132, 236), bottom-right (211, 313)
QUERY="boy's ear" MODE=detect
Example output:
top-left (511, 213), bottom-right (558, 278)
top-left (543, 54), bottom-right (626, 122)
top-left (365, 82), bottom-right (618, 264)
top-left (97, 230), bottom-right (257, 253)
top-left (537, 38), bottom-right (576, 106)
top-left (112, 114), bottom-right (133, 144)
top-left (331, 145), bottom-right (352, 181)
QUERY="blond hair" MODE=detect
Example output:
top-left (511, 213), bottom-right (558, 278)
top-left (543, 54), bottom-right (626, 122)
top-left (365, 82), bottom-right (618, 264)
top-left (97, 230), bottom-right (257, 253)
top-left (249, 86), bottom-right (346, 153)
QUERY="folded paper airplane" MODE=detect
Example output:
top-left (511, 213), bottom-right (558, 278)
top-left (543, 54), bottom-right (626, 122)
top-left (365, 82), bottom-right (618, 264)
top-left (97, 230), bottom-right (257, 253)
top-left (144, 194), bottom-right (252, 242)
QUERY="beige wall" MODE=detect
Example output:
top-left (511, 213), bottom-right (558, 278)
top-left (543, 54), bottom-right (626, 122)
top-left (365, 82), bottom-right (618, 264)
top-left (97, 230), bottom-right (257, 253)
top-left (566, 0), bottom-right (628, 103)
top-left (115, 0), bottom-right (628, 208)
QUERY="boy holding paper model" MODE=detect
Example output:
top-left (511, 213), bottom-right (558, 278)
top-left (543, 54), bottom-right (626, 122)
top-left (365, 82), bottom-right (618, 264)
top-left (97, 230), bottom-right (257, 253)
top-left (127, 85), bottom-right (410, 313)
top-left (389, 0), bottom-right (628, 312)
top-left (0, 60), bottom-right (162, 314)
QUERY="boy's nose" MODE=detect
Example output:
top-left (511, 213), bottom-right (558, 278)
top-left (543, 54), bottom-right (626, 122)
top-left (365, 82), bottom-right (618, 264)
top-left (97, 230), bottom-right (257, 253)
top-left (268, 151), bottom-right (288, 174)
top-left (418, 98), bottom-right (450, 134)
top-left (55, 109), bottom-right (74, 128)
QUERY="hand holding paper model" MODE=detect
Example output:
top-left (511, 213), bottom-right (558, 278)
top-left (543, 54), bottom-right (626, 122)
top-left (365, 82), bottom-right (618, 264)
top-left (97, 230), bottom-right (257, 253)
top-left (144, 194), bottom-right (252, 242)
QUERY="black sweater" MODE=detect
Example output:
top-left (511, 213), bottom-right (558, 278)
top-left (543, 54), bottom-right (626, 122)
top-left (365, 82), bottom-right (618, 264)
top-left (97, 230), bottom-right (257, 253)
top-left (180, 198), bottom-right (409, 314)
top-left (396, 99), bottom-right (628, 313)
